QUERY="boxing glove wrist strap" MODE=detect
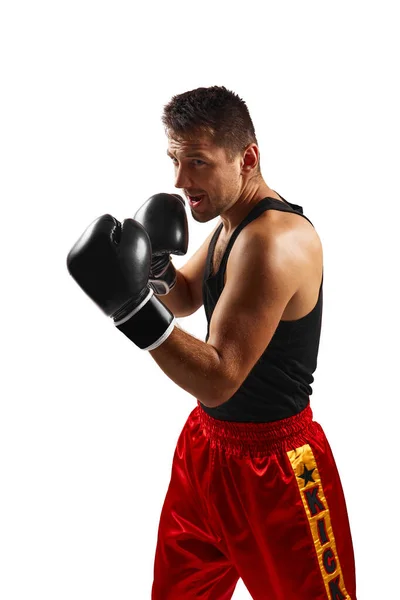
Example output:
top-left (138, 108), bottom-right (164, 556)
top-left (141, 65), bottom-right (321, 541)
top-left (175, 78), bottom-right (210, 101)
top-left (114, 290), bottom-right (175, 350)
top-left (149, 261), bottom-right (177, 296)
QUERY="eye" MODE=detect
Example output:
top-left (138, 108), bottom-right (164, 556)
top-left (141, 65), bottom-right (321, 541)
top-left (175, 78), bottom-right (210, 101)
top-left (168, 156), bottom-right (206, 167)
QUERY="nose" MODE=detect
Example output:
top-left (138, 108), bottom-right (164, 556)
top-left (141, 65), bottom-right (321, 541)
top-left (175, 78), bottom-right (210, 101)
top-left (174, 165), bottom-right (192, 190)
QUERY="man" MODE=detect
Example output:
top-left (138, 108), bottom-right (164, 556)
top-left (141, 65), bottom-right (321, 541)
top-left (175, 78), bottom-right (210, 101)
top-left (67, 86), bottom-right (356, 599)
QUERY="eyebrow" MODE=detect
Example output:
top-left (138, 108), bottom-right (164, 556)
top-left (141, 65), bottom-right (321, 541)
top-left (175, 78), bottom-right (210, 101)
top-left (166, 150), bottom-right (210, 159)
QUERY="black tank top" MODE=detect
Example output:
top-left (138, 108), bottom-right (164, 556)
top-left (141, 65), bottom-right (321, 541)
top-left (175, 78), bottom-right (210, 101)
top-left (201, 196), bottom-right (323, 423)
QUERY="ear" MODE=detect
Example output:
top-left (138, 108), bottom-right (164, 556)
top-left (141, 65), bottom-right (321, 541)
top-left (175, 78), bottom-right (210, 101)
top-left (241, 144), bottom-right (260, 172)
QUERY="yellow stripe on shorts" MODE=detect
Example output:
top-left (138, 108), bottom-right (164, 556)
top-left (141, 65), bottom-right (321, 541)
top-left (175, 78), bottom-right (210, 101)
top-left (287, 444), bottom-right (351, 600)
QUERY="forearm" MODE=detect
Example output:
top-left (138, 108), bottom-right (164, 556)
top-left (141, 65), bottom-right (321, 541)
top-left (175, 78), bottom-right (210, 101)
top-left (149, 325), bottom-right (234, 407)
top-left (155, 270), bottom-right (195, 318)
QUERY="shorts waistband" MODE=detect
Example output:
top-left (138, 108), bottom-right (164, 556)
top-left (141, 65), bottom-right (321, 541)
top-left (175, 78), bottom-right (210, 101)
top-left (196, 402), bottom-right (315, 456)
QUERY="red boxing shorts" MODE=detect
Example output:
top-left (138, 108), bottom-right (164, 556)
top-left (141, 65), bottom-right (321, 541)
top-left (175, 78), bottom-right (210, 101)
top-left (152, 402), bottom-right (356, 599)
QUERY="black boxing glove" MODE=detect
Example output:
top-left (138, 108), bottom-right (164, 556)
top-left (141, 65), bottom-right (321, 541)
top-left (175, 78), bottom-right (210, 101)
top-left (134, 193), bottom-right (188, 295)
top-left (66, 214), bottom-right (175, 350)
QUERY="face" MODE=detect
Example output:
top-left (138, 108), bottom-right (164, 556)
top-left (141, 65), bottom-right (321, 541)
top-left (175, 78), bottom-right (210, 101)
top-left (167, 133), bottom-right (244, 223)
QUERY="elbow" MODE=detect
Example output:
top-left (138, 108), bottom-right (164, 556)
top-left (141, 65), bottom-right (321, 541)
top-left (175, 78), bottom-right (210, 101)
top-left (197, 347), bottom-right (243, 409)
top-left (199, 378), bottom-right (242, 409)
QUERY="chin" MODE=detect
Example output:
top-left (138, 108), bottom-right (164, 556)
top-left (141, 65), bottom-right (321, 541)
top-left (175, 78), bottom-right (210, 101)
top-left (191, 208), bottom-right (220, 224)
top-left (190, 210), bottom-right (210, 223)
top-left (193, 216), bottom-right (206, 224)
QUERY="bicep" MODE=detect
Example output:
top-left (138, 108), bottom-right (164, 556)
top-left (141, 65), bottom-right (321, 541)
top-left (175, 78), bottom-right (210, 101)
top-left (206, 234), bottom-right (301, 402)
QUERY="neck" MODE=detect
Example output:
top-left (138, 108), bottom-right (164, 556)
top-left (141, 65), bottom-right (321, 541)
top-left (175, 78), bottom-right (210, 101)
top-left (220, 178), bottom-right (281, 235)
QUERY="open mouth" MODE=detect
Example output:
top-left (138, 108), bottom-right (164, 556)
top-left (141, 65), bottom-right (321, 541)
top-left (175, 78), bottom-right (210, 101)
top-left (188, 195), bottom-right (205, 207)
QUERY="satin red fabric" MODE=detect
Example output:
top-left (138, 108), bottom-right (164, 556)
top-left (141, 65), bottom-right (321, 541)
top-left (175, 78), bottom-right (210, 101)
top-left (152, 403), bottom-right (356, 599)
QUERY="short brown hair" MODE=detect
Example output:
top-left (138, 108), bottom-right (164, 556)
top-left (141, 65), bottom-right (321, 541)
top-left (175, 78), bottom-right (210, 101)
top-left (162, 86), bottom-right (259, 163)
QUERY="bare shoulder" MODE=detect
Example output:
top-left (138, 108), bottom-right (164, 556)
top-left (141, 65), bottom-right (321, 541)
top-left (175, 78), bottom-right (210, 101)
top-left (263, 206), bottom-right (320, 246)
top-left (228, 208), bottom-right (323, 320)
top-left (231, 208), bottom-right (321, 264)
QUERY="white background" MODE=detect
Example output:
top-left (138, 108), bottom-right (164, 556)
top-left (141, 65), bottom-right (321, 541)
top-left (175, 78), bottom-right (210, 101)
top-left (1, 1), bottom-right (398, 598)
